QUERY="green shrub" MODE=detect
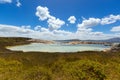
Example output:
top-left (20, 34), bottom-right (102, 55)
top-left (0, 58), bottom-right (23, 80)
top-left (51, 60), bottom-right (106, 80)
top-left (23, 66), bottom-right (52, 80)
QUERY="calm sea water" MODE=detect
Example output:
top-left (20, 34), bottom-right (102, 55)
top-left (7, 43), bottom-right (110, 52)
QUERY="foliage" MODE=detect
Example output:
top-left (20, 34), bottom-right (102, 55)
top-left (51, 60), bottom-right (106, 80)
top-left (23, 67), bottom-right (52, 80)
top-left (0, 58), bottom-right (23, 80)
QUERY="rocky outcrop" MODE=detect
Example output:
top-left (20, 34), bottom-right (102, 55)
top-left (103, 43), bottom-right (120, 52)
top-left (110, 43), bottom-right (120, 52)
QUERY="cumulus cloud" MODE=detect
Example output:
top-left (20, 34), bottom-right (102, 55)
top-left (36, 6), bottom-right (50, 21)
top-left (0, 0), bottom-right (12, 3)
top-left (111, 26), bottom-right (120, 32)
top-left (92, 32), bottom-right (103, 36)
top-left (77, 18), bottom-right (101, 36)
top-left (36, 6), bottom-right (65, 30)
top-left (76, 17), bottom-right (113, 40)
top-left (34, 25), bottom-right (49, 32)
top-left (0, 24), bottom-right (34, 37)
top-left (1, 13), bottom-right (120, 40)
top-left (16, 0), bottom-right (21, 7)
top-left (77, 14), bottom-right (120, 31)
top-left (0, 24), bottom-right (53, 39)
top-left (77, 27), bottom-right (92, 33)
top-left (34, 25), bottom-right (42, 31)
top-left (41, 27), bottom-right (49, 32)
top-left (48, 16), bottom-right (65, 30)
top-left (0, 0), bottom-right (21, 7)
top-left (101, 14), bottom-right (120, 25)
top-left (76, 26), bottom-right (105, 40)
top-left (68, 16), bottom-right (76, 24)
top-left (77, 18), bottom-right (101, 29)
top-left (0, 23), bottom-right (119, 40)
top-left (21, 25), bottom-right (31, 29)
top-left (75, 14), bottom-right (120, 40)
top-left (0, 24), bottom-right (73, 40)
top-left (53, 30), bottom-right (72, 35)
top-left (0, 23), bottom-right (72, 40)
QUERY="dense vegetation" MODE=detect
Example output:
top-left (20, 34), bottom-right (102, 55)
top-left (0, 37), bottom-right (120, 80)
top-left (0, 37), bottom-right (30, 52)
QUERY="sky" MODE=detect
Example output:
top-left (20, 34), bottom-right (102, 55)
top-left (0, 0), bottom-right (120, 40)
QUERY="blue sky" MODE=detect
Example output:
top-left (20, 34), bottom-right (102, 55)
top-left (0, 0), bottom-right (120, 40)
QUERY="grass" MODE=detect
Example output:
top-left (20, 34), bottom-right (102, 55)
top-left (0, 37), bottom-right (120, 80)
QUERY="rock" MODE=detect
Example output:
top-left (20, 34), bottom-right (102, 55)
top-left (103, 48), bottom-right (111, 52)
top-left (107, 43), bottom-right (120, 52)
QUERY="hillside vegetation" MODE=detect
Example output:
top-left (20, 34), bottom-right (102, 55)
top-left (0, 37), bottom-right (120, 80)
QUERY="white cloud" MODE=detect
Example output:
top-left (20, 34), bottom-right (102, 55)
top-left (77, 18), bottom-right (101, 36)
top-left (1, 13), bottom-right (120, 40)
top-left (41, 27), bottom-right (49, 32)
top-left (76, 15), bottom-right (119, 40)
top-left (0, 24), bottom-right (34, 37)
top-left (36, 6), bottom-right (50, 21)
top-left (0, 24), bottom-right (73, 40)
top-left (48, 16), bottom-right (65, 30)
top-left (101, 14), bottom-right (120, 25)
top-left (53, 30), bottom-right (72, 35)
top-left (75, 17), bottom-right (114, 40)
top-left (76, 26), bottom-right (105, 40)
top-left (111, 26), bottom-right (120, 32)
top-left (77, 14), bottom-right (120, 31)
top-left (92, 32), bottom-right (103, 36)
top-left (21, 25), bottom-right (31, 29)
top-left (0, 0), bottom-right (12, 3)
top-left (16, 0), bottom-right (21, 7)
top-left (36, 6), bottom-right (65, 30)
top-left (68, 16), bottom-right (76, 24)
top-left (0, 0), bottom-right (21, 7)
top-left (77, 18), bottom-right (101, 29)
top-left (0, 24), bottom-right (62, 40)
top-left (75, 14), bottom-right (120, 40)
top-left (77, 27), bottom-right (92, 33)
top-left (34, 25), bottom-right (42, 31)
top-left (34, 25), bottom-right (49, 32)
top-left (0, 24), bottom-right (119, 40)
top-left (75, 30), bottom-right (111, 40)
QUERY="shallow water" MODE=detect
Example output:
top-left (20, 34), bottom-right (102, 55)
top-left (7, 43), bottom-right (110, 52)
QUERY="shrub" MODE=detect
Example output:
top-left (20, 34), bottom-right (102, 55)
top-left (51, 60), bottom-right (106, 80)
top-left (24, 66), bottom-right (52, 80)
top-left (0, 58), bottom-right (23, 80)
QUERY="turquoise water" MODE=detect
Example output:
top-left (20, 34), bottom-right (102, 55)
top-left (7, 43), bottom-right (110, 52)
